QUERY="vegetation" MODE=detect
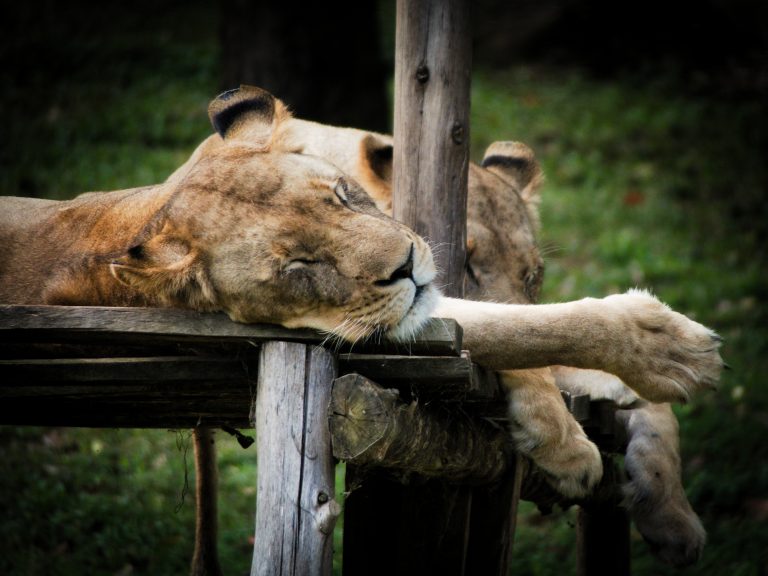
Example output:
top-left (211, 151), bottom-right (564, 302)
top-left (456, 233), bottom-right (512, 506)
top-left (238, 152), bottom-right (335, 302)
top-left (471, 68), bottom-right (767, 575)
top-left (1, 3), bottom-right (766, 574)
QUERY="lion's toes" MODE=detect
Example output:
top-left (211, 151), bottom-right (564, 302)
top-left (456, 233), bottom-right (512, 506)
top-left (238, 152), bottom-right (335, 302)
top-left (526, 431), bottom-right (603, 499)
top-left (621, 408), bottom-right (706, 567)
top-left (624, 473), bottom-right (706, 567)
top-left (608, 290), bottom-right (724, 403)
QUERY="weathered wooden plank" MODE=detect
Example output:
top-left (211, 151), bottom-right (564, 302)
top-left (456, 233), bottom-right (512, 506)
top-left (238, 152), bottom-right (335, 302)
top-left (0, 305), bottom-right (320, 344)
top-left (0, 356), bottom-right (248, 384)
top-left (0, 398), bottom-right (253, 428)
top-left (343, 317), bottom-right (463, 356)
top-left (338, 351), bottom-right (501, 401)
top-left (251, 342), bottom-right (339, 576)
top-left (330, 374), bottom-right (508, 483)
top-left (464, 460), bottom-right (522, 576)
top-left (0, 305), bottom-right (461, 355)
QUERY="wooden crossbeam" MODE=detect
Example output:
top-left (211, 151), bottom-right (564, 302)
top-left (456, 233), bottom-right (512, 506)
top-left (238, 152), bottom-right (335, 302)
top-left (0, 305), bottom-right (463, 356)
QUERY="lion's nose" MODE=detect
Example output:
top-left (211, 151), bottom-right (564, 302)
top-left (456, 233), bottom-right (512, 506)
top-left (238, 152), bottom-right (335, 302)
top-left (376, 244), bottom-right (414, 286)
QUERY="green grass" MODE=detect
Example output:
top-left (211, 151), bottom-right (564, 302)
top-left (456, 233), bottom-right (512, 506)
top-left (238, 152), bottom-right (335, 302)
top-left (1, 17), bottom-right (766, 574)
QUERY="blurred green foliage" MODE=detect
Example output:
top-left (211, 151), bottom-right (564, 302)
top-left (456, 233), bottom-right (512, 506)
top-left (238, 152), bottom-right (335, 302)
top-left (0, 3), bottom-right (766, 575)
top-left (470, 68), bottom-right (768, 575)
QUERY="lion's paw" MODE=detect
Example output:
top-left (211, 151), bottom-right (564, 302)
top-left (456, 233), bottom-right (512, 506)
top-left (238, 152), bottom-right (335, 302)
top-left (511, 418), bottom-right (603, 499)
top-left (623, 447), bottom-right (706, 567)
top-left (603, 290), bottom-right (723, 403)
top-left (617, 404), bottom-right (706, 567)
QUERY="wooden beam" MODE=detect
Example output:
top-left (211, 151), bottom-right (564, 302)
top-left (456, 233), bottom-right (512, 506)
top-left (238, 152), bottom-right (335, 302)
top-left (330, 374), bottom-right (508, 482)
top-left (339, 351), bottom-right (500, 401)
top-left (0, 305), bottom-right (462, 356)
top-left (0, 356), bottom-right (249, 386)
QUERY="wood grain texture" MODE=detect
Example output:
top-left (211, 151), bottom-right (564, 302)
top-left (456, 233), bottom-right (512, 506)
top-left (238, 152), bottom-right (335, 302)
top-left (345, 2), bottom-right (475, 573)
top-left (393, 0), bottom-right (471, 298)
top-left (191, 427), bottom-right (223, 576)
top-left (0, 305), bottom-right (461, 355)
top-left (251, 342), bottom-right (339, 576)
top-left (330, 373), bottom-right (508, 482)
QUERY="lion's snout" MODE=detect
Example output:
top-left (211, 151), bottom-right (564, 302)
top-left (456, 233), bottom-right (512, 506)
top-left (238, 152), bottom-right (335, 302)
top-left (375, 243), bottom-right (414, 287)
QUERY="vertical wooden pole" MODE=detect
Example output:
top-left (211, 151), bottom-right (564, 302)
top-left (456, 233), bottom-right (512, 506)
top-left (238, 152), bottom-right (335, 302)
top-left (251, 342), bottom-right (340, 576)
top-left (576, 458), bottom-right (631, 576)
top-left (392, 0), bottom-right (471, 295)
top-left (464, 455), bottom-right (524, 575)
top-left (191, 427), bottom-right (223, 576)
top-left (343, 1), bottom-right (475, 575)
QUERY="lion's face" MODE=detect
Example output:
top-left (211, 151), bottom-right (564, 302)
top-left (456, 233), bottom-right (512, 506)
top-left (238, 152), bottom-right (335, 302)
top-left (274, 118), bottom-right (545, 305)
top-left (113, 87), bottom-right (437, 341)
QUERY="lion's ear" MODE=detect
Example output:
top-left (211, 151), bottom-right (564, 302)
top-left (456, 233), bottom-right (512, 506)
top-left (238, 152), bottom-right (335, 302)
top-left (208, 85), bottom-right (279, 148)
top-left (481, 141), bottom-right (543, 206)
top-left (110, 234), bottom-right (214, 306)
top-left (360, 134), bottom-right (393, 184)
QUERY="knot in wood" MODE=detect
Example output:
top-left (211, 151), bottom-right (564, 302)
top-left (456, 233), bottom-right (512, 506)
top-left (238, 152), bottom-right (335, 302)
top-left (415, 64), bottom-right (430, 84)
top-left (317, 491), bottom-right (330, 504)
top-left (451, 122), bottom-right (465, 145)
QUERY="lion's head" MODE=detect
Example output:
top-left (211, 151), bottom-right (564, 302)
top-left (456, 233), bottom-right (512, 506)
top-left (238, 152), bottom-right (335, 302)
top-left (103, 87), bottom-right (438, 341)
top-left (170, 87), bottom-right (544, 307)
top-left (269, 116), bottom-right (546, 305)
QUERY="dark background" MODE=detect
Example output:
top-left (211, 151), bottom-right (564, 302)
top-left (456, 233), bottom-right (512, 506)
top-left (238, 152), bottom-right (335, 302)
top-left (0, 1), bottom-right (766, 574)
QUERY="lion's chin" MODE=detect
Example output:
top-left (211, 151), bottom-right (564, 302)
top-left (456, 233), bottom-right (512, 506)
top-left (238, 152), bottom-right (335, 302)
top-left (386, 283), bottom-right (440, 342)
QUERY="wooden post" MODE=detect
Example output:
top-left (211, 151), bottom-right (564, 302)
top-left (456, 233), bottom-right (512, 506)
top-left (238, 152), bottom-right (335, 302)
top-left (576, 443), bottom-right (631, 576)
top-left (392, 0), bottom-right (471, 294)
top-left (191, 427), bottom-right (223, 576)
top-left (576, 500), bottom-right (631, 576)
top-left (343, 1), bottom-right (475, 574)
top-left (251, 341), bottom-right (340, 576)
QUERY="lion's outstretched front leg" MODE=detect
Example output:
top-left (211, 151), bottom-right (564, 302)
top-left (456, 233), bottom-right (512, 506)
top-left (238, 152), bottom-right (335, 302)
top-left (551, 366), bottom-right (706, 567)
top-left (434, 290), bottom-right (722, 403)
top-left (501, 368), bottom-right (603, 498)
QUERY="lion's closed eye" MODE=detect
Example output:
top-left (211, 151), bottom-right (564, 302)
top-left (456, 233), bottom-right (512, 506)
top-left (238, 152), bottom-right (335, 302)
top-left (285, 258), bottom-right (318, 272)
top-left (334, 178), bottom-right (350, 205)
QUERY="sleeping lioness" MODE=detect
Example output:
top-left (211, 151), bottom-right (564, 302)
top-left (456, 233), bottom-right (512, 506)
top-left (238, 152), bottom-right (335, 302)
top-left (0, 87), bottom-right (720, 565)
top-left (170, 87), bottom-right (711, 566)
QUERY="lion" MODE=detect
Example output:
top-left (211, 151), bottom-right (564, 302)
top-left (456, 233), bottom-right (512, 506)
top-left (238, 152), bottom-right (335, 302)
top-left (171, 92), bottom-right (709, 566)
top-left (1, 87), bottom-right (720, 566)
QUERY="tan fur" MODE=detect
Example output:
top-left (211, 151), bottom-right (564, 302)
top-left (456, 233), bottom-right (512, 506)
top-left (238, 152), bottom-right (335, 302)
top-left (0, 89), bottom-right (439, 343)
top-left (251, 111), bottom-right (713, 566)
top-left (2, 87), bottom-right (718, 566)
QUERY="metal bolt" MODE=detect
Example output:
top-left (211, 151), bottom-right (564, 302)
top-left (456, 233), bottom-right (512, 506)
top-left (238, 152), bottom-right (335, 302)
top-left (317, 491), bottom-right (329, 504)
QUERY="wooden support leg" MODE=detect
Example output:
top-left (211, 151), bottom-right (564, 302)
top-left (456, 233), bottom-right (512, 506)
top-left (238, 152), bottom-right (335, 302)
top-left (191, 427), bottom-right (223, 576)
top-left (464, 454), bottom-right (524, 575)
top-left (343, 467), bottom-right (473, 576)
top-left (251, 342), bottom-right (340, 576)
top-left (576, 457), bottom-right (630, 576)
